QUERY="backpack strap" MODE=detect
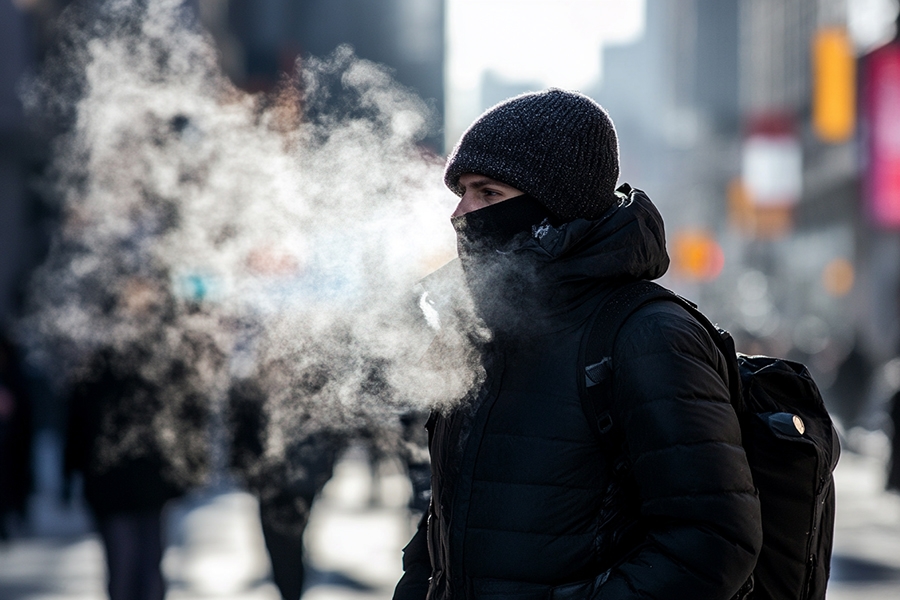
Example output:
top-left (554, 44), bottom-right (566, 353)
top-left (671, 300), bottom-right (744, 414)
top-left (579, 280), bottom-right (744, 443)
top-left (579, 280), bottom-right (679, 442)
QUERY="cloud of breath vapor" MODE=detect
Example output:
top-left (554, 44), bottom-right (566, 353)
top-left (21, 0), bottom-right (481, 484)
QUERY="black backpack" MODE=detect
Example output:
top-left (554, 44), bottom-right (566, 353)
top-left (579, 280), bottom-right (841, 600)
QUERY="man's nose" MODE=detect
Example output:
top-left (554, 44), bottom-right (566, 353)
top-left (452, 192), bottom-right (479, 217)
top-left (451, 197), bottom-right (470, 218)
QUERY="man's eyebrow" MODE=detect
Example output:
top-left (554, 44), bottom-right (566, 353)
top-left (466, 178), bottom-right (502, 189)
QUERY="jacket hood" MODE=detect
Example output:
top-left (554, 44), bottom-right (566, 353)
top-left (521, 184), bottom-right (669, 286)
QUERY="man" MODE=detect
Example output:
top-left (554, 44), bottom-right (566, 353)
top-left (393, 89), bottom-right (762, 599)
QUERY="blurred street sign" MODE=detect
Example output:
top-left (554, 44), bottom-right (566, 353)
top-left (729, 178), bottom-right (794, 240)
top-left (863, 42), bottom-right (900, 228)
top-left (813, 27), bottom-right (856, 143)
top-left (742, 114), bottom-right (803, 207)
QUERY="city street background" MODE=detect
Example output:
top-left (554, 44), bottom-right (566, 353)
top-left (3, 1), bottom-right (900, 599)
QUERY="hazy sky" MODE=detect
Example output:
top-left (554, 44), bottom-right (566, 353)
top-left (447, 0), bottom-right (646, 89)
top-left (444, 0), bottom-right (646, 146)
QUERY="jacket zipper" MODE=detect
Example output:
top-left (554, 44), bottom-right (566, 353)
top-left (799, 465), bottom-right (828, 600)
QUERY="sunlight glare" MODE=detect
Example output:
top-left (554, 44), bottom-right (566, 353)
top-left (447, 0), bottom-right (646, 90)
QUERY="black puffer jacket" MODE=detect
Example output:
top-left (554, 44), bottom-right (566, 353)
top-left (394, 187), bottom-right (762, 600)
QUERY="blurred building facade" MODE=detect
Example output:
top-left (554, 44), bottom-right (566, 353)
top-left (198, 0), bottom-right (446, 152)
top-left (0, 1), bottom-right (51, 331)
top-left (585, 0), bottom-right (900, 427)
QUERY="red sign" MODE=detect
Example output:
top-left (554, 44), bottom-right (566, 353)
top-left (864, 43), bottom-right (900, 228)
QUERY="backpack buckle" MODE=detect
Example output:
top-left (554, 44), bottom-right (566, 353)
top-left (585, 358), bottom-right (612, 388)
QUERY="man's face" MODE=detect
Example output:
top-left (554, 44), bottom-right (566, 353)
top-left (451, 173), bottom-right (524, 217)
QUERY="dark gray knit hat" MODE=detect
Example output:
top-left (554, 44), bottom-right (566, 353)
top-left (444, 89), bottom-right (620, 221)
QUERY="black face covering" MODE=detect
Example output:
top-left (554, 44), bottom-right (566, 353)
top-left (451, 194), bottom-right (557, 257)
top-left (451, 195), bottom-right (559, 334)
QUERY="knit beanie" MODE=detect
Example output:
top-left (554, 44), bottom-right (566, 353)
top-left (444, 89), bottom-right (620, 221)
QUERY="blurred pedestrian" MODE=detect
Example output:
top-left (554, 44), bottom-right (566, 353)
top-left (394, 89), bottom-right (761, 599)
top-left (226, 364), bottom-right (341, 600)
top-left (887, 388), bottom-right (900, 493)
top-left (398, 410), bottom-right (430, 516)
top-left (829, 341), bottom-right (873, 428)
top-left (64, 340), bottom-right (205, 600)
top-left (0, 331), bottom-right (33, 540)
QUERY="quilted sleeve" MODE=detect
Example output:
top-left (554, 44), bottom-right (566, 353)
top-left (595, 302), bottom-right (762, 599)
top-left (392, 510), bottom-right (431, 600)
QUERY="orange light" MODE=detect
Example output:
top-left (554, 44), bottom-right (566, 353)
top-left (728, 178), bottom-right (754, 233)
top-left (728, 178), bottom-right (794, 239)
top-left (812, 27), bottom-right (856, 143)
top-left (822, 258), bottom-right (854, 297)
top-left (672, 231), bottom-right (725, 281)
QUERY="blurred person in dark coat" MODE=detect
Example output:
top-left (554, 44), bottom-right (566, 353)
top-left (0, 332), bottom-right (33, 540)
top-left (62, 275), bottom-right (216, 600)
top-left (64, 343), bottom-right (188, 600)
top-left (887, 387), bottom-right (900, 493)
top-left (226, 364), bottom-right (341, 600)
